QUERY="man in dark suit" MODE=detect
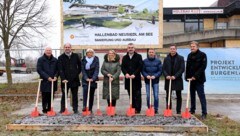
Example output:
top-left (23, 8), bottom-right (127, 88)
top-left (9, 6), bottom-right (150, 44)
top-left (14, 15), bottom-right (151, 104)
top-left (186, 41), bottom-right (207, 120)
top-left (121, 43), bottom-right (143, 113)
top-left (163, 44), bottom-right (185, 114)
top-left (37, 47), bottom-right (58, 113)
top-left (58, 43), bottom-right (81, 114)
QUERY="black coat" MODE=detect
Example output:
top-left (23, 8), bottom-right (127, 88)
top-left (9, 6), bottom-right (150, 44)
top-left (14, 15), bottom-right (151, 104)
top-left (81, 56), bottom-right (99, 89)
top-left (163, 53), bottom-right (185, 91)
top-left (58, 53), bottom-right (81, 88)
top-left (37, 54), bottom-right (58, 92)
top-left (185, 49), bottom-right (207, 83)
top-left (121, 52), bottom-right (143, 90)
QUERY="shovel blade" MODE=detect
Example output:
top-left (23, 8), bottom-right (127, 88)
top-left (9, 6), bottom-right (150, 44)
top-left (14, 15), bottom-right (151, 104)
top-left (30, 107), bottom-right (40, 117)
top-left (82, 107), bottom-right (91, 116)
top-left (47, 108), bottom-right (56, 116)
top-left (126, 107), bottom-right (135, 117)
top-left (163, 109), bottom-right (173, 117)
top-left (62, 108), bottom-right (71, 116)
top-left (95, 109), bottom-right (102, 116)
top-left (146, 107), bottom-right (155, 117)
top-left (106, 106), bottom-right (115, 116)
top-left (182, 108), bottom-right (191, 119)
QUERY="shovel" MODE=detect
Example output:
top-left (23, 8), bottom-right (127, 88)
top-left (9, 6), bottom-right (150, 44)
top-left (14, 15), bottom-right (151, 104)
top-left (47, 80), bottom-right (56, 116)
top-left (82, 81), bottom-right (91, 116)
top-left (164, 79), bottom-right (173, 117)
top-left (106, 78), bottom-right (115, 116)
top-left (182, 79), bottom-right (192, 119)
top-left (95, 81), bottom-right (102, 116)
top-left (62, 81), bottom-right (71, 115)
top-left (126, 78), bottom-right (135, 117)
top-left (146, 78), bottom-right (155, 117)
top-left (30, 79), bottom-right (42, 117)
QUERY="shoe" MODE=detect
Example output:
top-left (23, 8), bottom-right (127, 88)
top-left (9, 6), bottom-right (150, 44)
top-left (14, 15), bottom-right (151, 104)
top-left (135, 111), bottom-right (140, 114)
top-left (74, 111), bottom-right (79, 114)
top-left (201, 114), bottom-right (207, 120)
top-left (177, 111), bottom-right (181, 114)
top-left (82, 107), bottom-right (86, 112)
top-left (190, 111), bottom-right (195, 114)
top-left (155, 110), bottom-right (158, 114)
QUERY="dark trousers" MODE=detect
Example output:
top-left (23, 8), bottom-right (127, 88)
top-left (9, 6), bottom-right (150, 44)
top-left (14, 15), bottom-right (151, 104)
top-left (61, 86), bottom-right (79, 112)
top-left (42, 92), bottom-right (53, 113)
top-left (127, 89), bottom-right (142, 112)
top-left (190, 81), bottom-right (207, 115)
top-left (83, 85), bottom-right (96, 111)
top-left (166, 90), bottom-right (182, 113)
top-left (107, 99), bottom-right (116, 107)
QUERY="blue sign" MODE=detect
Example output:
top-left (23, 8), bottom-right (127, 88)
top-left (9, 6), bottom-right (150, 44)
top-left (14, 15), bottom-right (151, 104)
top-left (178, 48), bottom-right (240, 94)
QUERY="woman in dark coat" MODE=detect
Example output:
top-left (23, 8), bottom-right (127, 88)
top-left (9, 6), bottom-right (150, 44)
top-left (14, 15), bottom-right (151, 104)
top-left (101, 50), bottom-right (121, 107)
top-left (37, 47), bottom-right (58, 113)
top-left (163, 44), bottom-right (185, 114)
top-left (81, 48), bottom-right (99, 113)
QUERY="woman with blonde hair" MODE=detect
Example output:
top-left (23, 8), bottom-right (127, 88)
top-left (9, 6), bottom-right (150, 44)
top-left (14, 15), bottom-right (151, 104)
top-left (101, 50), bottom-right (121, 107)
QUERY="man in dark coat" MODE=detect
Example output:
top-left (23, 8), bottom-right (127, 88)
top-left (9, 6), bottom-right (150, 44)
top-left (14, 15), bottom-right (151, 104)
top-left (81, 48), bottom-right (99, 113)
top-left (185, 41), bottom-right (207, 120)
top-left (37, 47), bottom-right (58, 113)
top-left (163, 44), bottom-right (185, 114)
top-left (121, 43), bottom-right (143, 113)
top-left (58, 43), bottom-right (81, 114)
top-left (142, 49), bottom-right (162, 114)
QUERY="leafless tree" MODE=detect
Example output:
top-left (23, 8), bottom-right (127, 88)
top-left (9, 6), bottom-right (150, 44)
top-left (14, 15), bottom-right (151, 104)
top-left (0, 0), bottom-right (51, 85)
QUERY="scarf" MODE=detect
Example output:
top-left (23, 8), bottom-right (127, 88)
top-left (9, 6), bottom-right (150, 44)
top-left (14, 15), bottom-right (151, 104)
top-left (85, 57), bottom-right (94, 70)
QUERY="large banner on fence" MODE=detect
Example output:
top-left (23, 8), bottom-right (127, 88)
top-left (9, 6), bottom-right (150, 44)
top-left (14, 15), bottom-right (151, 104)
top-left (63, 0), bottom-right (159, 46)
top-left (178, 48), bottom-right (240, 94)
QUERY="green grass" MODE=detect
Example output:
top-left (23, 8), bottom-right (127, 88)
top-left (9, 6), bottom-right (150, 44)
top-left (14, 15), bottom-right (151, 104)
top-left (102, 21), bottom-right (132, 29)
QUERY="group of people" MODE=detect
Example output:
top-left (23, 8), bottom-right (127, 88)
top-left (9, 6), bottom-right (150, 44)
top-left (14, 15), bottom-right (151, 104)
top-left (37, 41), bottom-right (207, 119)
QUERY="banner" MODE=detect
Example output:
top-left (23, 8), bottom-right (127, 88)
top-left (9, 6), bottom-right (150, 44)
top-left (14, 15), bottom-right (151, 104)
top-left (178, 48), bottom-right (240, 94)
top-left (63, 0), bottom-right (159, 45)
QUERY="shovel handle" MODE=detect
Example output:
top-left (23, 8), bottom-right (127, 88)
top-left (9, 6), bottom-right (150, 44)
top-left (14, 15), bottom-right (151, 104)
top-left (97, 81), bottom-right (100, 109)
top-left (35, 79), bottom-right (43, 108)
top-left (51, 80), bottom-right (54, 108)
top-left (64, 82), bottom-right (68, 109)
top-left (130, 78), bottom-right (132, 105)
top-left (109, 78), bottom-right (112, 105)
top-left (149, 78), bottom-right (152, 107)
top-left (186, 79), bottom-right (192, 108)
top-left (167, 79), bottom-right (172, 107)
top-left (86, 81), bottom-right (91, 108)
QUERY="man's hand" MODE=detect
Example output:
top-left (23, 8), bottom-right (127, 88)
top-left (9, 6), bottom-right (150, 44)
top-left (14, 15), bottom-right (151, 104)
top-left (130, 74), bottom-right (135, 79)
top-left (147, 75), bottom-right (151, 79)
top-left (166, 76), bottom-right (171, 80)
top-left (62, 80), bottom-right (68, 83)
top-left (191, 77), bottom-right (196, 80)
top-left (171, 76), bottom-right (176, 80)
top-left (48, 77), bottom-right (53, 82)
top-left (151, 76), bottom-right (156, 79)
top-left (125, 73), bottom-right (130, 79)
top-left (87, 78), bottom-right (93, 82)
top-left (53, 77), bottom-right (57, 81)
top-left (107, 74), bottom-right (112, 77)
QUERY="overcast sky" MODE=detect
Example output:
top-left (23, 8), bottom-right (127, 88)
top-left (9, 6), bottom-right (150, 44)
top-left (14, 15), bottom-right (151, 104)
top-left (47, 0), bottom-right (218, 49)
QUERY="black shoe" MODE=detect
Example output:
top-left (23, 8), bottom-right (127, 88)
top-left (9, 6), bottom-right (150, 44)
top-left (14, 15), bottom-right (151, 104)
top-left (155, 110), bottom-right (158, 114)
top-left (177, 111), bottom-right (181, 114)
top-left (201, 114), bottom-right (207, 120)
top-left (190, 111), bottom-right (195, 114)
top-left (74, 111), bottom-right (79, 114)
top-left (135, 111), bottom-right (140, 114)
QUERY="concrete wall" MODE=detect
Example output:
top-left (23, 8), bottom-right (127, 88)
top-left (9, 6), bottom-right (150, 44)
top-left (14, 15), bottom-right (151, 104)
top-left (163, 22), bottom-right (184, 35)
top-left (203, 19), bottom-right (214, 30)
top-left (225, 39), bottom-right (240, 47)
